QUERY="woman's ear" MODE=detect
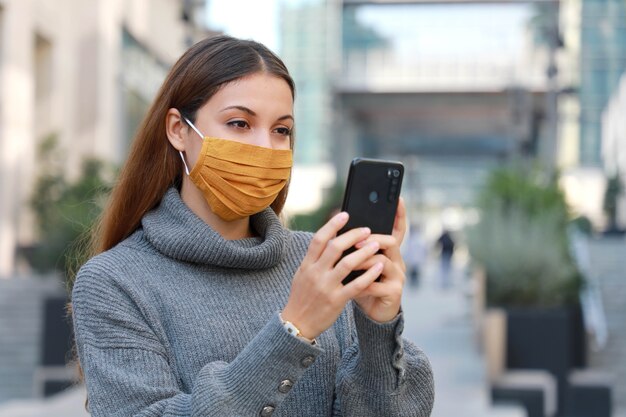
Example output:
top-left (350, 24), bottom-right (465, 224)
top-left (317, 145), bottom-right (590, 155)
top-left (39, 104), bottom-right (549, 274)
top-left (165, 108), bottom-right (187, 151)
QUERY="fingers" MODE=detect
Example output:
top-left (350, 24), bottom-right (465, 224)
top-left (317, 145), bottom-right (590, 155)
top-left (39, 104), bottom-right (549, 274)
top-left (354, 234), bottom-right (397, 250)
top-left (354, 234), bottom-right (403, 266)
top-left (357, 280), bottom-right (403, 300)
top-left (356, 254), bottom-right (405, 285)
top-left (317, 226), bottom-right (372, 269)
top-left (305, 211), bottom-right (350, 262)
top-left (341, 260), bottom-right (384, 299)
top-left (393, 197), bottom-right (407, 245)
top-left (352, 253), bottom-right (405, 322)
top-left (331, 240), bottom-right (380, 281)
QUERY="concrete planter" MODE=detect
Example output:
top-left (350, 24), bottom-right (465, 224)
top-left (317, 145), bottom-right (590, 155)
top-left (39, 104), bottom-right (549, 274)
top-left (505, 306), bottom-right (586, 416)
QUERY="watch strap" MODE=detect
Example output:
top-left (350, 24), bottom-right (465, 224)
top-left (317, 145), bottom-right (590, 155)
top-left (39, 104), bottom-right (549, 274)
top-left (279, 312), bottom-right (317, 345)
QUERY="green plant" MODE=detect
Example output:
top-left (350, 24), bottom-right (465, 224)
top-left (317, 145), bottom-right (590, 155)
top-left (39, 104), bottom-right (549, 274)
top-left (466, 166), bottom-right (582, 307)
top-left (478, 167), bottom-right (568, 222)
top-left (28, 134), bottom-right (114, 279)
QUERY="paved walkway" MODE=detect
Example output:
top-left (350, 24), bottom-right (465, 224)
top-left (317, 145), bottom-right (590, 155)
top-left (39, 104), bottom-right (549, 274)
top-left (402, 259), bottom-right (525, 417)
top-left (0, 385), bottom-right (88, 417)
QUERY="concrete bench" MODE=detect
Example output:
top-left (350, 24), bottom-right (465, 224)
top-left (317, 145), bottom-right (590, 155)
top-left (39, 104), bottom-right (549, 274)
top-left (562, 370), bottom-right (612, 417)
top-left (489, 403), bottom-right (528, 417)
top-left (492, 370), bottom-right (557, 417)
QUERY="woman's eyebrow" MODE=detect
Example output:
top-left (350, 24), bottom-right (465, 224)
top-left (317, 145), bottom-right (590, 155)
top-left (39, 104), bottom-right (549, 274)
top-left (220, 105), bottom-right (256, 116)
top-left (277, 115), bottom-right (294, 122)
top-left (220, 105), bottom-right (293, 122)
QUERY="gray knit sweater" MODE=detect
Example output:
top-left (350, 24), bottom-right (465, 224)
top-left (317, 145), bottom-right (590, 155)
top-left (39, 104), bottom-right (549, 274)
top-left (72, 188), bottom-right (434, 417)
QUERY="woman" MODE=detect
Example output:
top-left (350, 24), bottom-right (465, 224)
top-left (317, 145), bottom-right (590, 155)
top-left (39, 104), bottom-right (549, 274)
top-left (71, 35), bottom-right (434, 417)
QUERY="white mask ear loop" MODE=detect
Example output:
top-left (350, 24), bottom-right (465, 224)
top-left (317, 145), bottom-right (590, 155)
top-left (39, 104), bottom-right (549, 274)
top-left (178, 151), bottom-right (191, 176)
top-left (178, 115), bottom-right (205, 176)
top-left (183, 116), bottom-right (205, 139)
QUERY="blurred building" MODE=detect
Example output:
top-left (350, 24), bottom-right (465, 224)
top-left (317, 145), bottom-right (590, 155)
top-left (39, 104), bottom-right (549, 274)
top-left (602, 72), bottom-right (626, 228)
top-left (560, 0), bottom-right (626, 228)
top-left (279, 0), bottom-right (559, 229)
top-left (337, 0), bottom-right (563, 215)
top-left (579, 0), bottom-right (626, 166)
top-left (279, 0), bottom-right (340, 215)
top-left (601, 77), bottom-right (626, 403)
top-left (280, 0), bottom-right (626, 230)
top-left (0, 0), bottom-right (216, 277)
top-left (281, 0), bottom-right (339, 166)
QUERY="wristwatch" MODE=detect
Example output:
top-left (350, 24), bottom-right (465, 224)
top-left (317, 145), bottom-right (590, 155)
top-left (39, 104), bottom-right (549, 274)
top-left (279, 312), bottom-right (317, 345)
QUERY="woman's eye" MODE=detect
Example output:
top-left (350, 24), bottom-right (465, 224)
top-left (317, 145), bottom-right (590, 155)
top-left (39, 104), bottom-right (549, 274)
top-left (274, 127), bottom-right (292, 136)
top-left (228, 120), bottom-right (249, 129)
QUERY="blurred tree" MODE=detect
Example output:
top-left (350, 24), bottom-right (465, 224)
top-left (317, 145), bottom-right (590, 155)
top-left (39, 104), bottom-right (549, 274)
top-left (28, 134), bottom-right (114, 280)
top-left (478, 165), bottom-right (568, 225)
top-left (467, 166), bottom-right (583, 307)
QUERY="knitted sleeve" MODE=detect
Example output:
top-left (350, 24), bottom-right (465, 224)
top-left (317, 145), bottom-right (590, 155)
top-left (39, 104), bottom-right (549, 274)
top-left (333, 303), bottom-right (435, 416)
top-left (72, 265), bottom-right (323, 417)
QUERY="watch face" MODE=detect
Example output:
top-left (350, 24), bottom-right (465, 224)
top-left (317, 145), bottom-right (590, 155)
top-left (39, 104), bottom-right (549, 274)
top-left (285, 322), bottom-right (298, 336)
top-left (282, 320), bottom-right (316, 344)
top-left (279, 312), bottom-right (316, 345)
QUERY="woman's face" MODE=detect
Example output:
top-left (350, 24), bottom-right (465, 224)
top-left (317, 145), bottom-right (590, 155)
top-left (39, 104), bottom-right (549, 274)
top-left (184, 72), bottom-right (294, 166)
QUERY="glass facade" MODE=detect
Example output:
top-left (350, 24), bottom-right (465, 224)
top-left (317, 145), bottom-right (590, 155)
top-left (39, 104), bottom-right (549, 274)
top-left (580, 0), bottom-right (626, 165)
top-left (279, 0), bottom-right (336, 165)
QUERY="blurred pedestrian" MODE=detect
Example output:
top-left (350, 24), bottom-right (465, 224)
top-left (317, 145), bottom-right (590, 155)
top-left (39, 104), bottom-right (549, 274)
top-left (69, 36), bottom-right (434, 416)
top-left (403, 223), bottom-right (427, 288)
top-left (436, 229), bottom-right (455, 288)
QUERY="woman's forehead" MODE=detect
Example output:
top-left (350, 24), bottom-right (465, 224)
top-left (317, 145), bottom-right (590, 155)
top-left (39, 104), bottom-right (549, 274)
top-left (203, 73), bottom-right (294, 115)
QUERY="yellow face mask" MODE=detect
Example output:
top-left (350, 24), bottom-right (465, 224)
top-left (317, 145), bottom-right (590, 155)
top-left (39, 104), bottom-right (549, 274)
top-left (179, 116), bottom-right (293, 222)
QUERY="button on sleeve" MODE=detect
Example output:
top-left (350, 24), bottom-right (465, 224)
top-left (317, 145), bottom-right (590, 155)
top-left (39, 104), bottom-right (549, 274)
top-left (278, 379), bottom-right (294, 394)
top-left (300, 355), bottom-right (315, 368)
top-left (260, 405), bottom-right (275, 416)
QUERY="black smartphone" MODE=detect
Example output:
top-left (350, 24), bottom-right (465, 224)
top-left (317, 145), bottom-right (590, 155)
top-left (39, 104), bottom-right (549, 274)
top-left (338, 158), bottom-right (404, 285)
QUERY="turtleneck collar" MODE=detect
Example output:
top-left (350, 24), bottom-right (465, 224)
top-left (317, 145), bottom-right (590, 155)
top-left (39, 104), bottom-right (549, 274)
top-left (141, 188), bottom-right (288, 269)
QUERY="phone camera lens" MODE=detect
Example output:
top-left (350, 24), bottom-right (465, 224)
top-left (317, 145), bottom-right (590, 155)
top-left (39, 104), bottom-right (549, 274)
top-left (387, 169), bottom-right (393, 178)
top-left (392, 169), bottom-right (400, 178)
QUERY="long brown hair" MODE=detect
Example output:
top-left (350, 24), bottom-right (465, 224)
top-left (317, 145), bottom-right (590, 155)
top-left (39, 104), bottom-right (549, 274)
top-left (87, 35), bottom-right (295, 270)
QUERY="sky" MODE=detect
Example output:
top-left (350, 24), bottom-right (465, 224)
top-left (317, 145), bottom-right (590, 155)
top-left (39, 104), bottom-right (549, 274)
top-left (206, 0), bottom-right (531, 58)
top-left (357, 4), bottom-right (531, 59)
top-left (205, 0), bottom-right (281, 52)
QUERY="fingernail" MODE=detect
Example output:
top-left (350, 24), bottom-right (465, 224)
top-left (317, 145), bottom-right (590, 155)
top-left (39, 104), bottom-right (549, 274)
top-left (368, 241), bottom-right (380, 250)
top-left (337, 212), bottom-right (348, 222)
top-left (361, 227), bottom-right (371, 235)
top-left (375, 262), bottom-right (384, 272)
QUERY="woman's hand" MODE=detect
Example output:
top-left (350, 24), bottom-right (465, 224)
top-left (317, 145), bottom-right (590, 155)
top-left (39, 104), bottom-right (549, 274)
top-left (282, 212), bottom-right (384, 340)
top-left (352, 198), bottom-right (407, 323)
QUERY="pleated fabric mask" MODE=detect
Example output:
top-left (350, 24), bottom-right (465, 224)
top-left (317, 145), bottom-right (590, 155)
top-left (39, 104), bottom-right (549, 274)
top-left (178, 116), bottom-right (293, 221)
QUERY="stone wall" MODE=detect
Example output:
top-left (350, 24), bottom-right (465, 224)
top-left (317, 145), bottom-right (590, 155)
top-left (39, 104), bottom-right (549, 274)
top-left (0, 276), bottom-right (65, 404)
